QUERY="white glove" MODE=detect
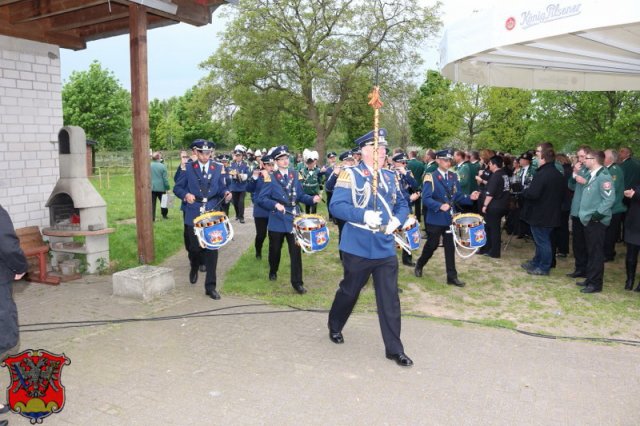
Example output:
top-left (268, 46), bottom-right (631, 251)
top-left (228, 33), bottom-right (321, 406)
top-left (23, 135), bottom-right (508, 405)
top-left (385, 216), bottom-right (402, 235)
top-left (363, 210), bottom-right (382, 228)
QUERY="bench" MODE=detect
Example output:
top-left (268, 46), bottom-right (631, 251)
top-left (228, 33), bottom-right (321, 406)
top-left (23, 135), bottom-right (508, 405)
top-left (16, 226), bottom-right (61, 286)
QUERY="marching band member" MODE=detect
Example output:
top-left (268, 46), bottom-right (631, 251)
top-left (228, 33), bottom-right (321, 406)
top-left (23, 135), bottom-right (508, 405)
top-left (328, 128), bottom-right (413, 367)
top-left (256, 145), bottom-right (321, 294)
top-left (173, 139), bottom-right (232, 300)
top-left (247, 154), bottom-right (274, 260)
top-left (228, 145), bottom-right (250, 223)
top-left (414, 148), bottom-right (479, 287)
top-left (391, 152), bottom-right (420, 267)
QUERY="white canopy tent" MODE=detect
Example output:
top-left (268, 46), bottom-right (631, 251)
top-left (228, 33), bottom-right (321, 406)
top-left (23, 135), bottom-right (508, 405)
top-left (439, 0), bottom-right (640, 90)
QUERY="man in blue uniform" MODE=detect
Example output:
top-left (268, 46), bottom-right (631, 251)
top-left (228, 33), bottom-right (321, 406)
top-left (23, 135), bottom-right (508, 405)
top-left (228, 145), bottom-right (250, 223)
top-left (392, 152), bottom-right (420, 267)
top-left (328, 129), bottom-right (413, 367)
top-left (247, 154), bottom-right (274, 259)
top-left (256, 145), bottom-right (321, 294)
top-left (414, 149), bottom-right (479, 287)
top-left (174, 139), bottom-right (232, 300)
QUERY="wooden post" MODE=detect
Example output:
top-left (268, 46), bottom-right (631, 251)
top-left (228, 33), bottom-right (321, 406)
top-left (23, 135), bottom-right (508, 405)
top-left (129, 4), bottom-right (155, 264)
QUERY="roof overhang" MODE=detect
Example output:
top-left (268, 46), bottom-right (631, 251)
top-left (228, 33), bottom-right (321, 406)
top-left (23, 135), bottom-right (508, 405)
top-left (0, 0), bottom-right (229, 50)
top-left (439, 0), bottom-right (640, 90)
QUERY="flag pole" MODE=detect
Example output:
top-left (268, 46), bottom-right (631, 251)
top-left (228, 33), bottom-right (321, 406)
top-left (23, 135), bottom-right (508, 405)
top-left (367, 63), bottom-right (383, 211)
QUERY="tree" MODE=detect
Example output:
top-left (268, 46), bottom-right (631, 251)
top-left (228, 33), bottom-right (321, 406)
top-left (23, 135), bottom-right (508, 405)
top-left (62, 61), bottom-right (131, 150)
top-left (201, 0), bottom-right (442, 160)
top-left (480, 87), bottom-right (532, 153)
top-left (529, 91), bottom-right (640, 152)
top-left (409, 70), bottom-right (464, 148)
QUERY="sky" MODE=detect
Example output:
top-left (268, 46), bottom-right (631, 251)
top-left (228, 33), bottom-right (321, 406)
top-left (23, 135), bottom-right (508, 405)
top-left (59, 1), bottom-right (491, 100)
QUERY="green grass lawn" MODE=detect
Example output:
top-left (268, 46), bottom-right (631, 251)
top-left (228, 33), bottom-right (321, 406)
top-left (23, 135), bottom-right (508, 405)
top-left (91, 173), bottom-right (185, 271)
top-left (94, 173), bottom-right (640, 341)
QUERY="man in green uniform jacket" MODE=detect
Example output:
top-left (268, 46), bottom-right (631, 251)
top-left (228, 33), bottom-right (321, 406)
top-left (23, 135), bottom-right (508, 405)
top-left (567, 146), bottom-right (591, 278)
top-left (576, 149), bottom-right (615, 294)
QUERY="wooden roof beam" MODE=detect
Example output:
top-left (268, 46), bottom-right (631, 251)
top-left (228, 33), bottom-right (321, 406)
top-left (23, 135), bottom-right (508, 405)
top-left (9, 0), bottom-right (106, 24)
top-left (109, 0), bottom-right (214, 26)
top-left (48, 3), bottom-right (129, 32)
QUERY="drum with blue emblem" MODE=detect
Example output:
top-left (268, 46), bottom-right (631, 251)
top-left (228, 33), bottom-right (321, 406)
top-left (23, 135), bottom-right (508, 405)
top-left (293, 214), bottom-right (330, 253)
top-left (193, 211), bottom-right (234, 250)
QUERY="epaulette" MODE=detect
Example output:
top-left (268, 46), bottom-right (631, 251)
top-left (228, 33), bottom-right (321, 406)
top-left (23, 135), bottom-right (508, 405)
top-left (336, 170), bottom-right (352, 189)
top-left (423, 173), bottom-right (433, 183)
top-left (219, 163), bottom-right (226, 174)
top-left (263, 173), bottom-right (271, 183)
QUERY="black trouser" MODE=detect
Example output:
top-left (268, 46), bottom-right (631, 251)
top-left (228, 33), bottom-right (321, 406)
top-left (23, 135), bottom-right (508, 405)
top-left (413, 196), bottom-right (422, 222)
top-left (326, 191), bottom-right (334, 220)
top-left (571, 216), bottom-right (588, 273)
top-left (604, 212), bottom-right (623, 260)
top-left (584, 220), bottom-right (606, 290)
top-left (254, 217), bottom-right (268, 257)
top-left (336, 218), bottom-right (346, 260)
top-left (231, 191), bottom-right (246, 220)
top-left (268, 231), bottom-right (303, 287)
top-left (483, 207), bottom-right (507, 257)
top-left (185, 225), bottom-right (218, 292)
top-left (626, 243), bottom-right (640, 282)
top-left (553, 210), bottom-right (570, 255)
top-left (328, 252), bottom-right (404, 355)
top-left (151, 191), bottom-right (168, 220)
top-left (416, 224), bottom-right (457, 280)
top-left (0, 281), bottom-right (18, 356)
top-left (304, 203), bottom-right (317, 214)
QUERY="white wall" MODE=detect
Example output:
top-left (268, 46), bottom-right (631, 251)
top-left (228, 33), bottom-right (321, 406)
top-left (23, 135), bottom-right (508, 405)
top-left (0, 35), bottom-right (62, 229)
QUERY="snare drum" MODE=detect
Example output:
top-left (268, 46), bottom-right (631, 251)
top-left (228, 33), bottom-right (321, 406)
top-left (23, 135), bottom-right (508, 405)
top-left (451, 213), bottom-right (486, 248)
top-left (193, 211), bottom-right (234, 250)
top-left (394, 215), bottom-right (421, 252)
top-left (293, 214), bottom-right (330, 253)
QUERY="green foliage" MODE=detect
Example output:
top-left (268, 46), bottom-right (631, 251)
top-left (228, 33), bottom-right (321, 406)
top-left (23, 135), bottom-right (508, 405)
top-left (409, 71), bottom-right (640, 153)
top-left (529, 91), bottom-right (640, 151)
top-left (201, 0), bottom-right (442, 158)
top-left (480, 87), bottom-right (532, 153)
top-left (409, 70), bottom-right (460, 148)
top-left (62, 61), bottom-right (132, 151)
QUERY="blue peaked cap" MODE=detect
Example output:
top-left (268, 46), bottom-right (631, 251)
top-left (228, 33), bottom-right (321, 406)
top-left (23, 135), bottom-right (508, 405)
top-left (436, 148), bottom-right (454, 160)
top-left (191, 139), bottom-right (216, 151)
top-left (355, 128), bottom-right (388, 148)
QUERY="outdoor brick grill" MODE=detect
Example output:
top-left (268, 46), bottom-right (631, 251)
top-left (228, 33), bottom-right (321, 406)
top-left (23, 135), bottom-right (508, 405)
top-left (44, 126), bottom-right (114, 274)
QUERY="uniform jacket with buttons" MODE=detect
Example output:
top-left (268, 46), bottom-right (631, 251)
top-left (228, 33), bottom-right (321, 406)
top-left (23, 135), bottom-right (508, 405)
top-left (227, 160), bottom-right (250, 192)
top-left (256, 168), bottom-right (315, 233)
top-left (578, 166), bottom-right (615, 226)
top-left (329, 162), bottom-right (409, 259)
top-left (173, 160), bottom-right (229, 226)
top-left (422, 169), bottom-right (472, 227)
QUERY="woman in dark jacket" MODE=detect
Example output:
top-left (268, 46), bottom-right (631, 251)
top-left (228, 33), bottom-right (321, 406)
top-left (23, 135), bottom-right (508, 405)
top-left (0, 205), bottom-right (28, 414)
top-left (623, 186), bottom-right (640, 291)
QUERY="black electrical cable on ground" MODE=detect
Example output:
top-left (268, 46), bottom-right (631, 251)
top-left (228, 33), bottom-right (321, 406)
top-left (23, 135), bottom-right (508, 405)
top-left (19, 302), bottom-right (640, 348)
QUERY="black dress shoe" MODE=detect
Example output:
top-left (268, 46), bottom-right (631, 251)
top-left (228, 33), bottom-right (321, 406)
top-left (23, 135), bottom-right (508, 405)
top-left (576, 281), bottom-right (587, 287)
top-left (403, 261), bottom-right (416, 267)
top-left (527, 268), bottom-right (549, 276)
top-left (329, 331), bottom-right (344, 344)
top-left (239, 218), bottom-right (245, 223)
top-left (521, 261), bottom-right (534, 271)
top-left (199, 264), bottom-right (206, 272)
top-left (189, 267), bottom-right (198, 284)
top-left (0, 402), bottom-right (10, 413)
top-left (293, 284), bottom-right (307, 295)
top-left (414, 267), bottom-right (422, 278)
top-left (566, 270), bottom-right (586, 278)
top-left (256, 253), bottom-right (262, 260)
top-left (386, 352), bottom-right (414, 367)
top-left (205, 289), bottom-right (221, 300)
top-left (580, 286), bottom-right (601, 294)
top-left (447, 277), bottom-right (465, 287)
top-left (269, 273), bottom-right (277, 281)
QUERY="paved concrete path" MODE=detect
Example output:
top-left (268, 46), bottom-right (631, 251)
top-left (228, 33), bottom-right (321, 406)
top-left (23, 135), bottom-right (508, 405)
top-left (3, 210), bottom-right (640, 425)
